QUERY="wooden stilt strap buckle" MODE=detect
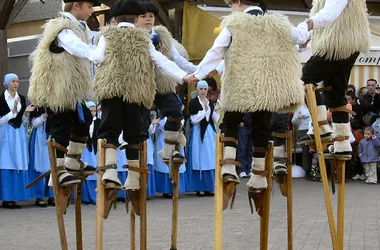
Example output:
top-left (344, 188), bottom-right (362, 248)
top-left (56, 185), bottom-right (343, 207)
top-left (219, 136), bottom-right (238, 145)
top-left (330, 105), bottom-right (357, 116)
top-left (126, 166), bottom-right (149, 175)
top-left (252, 170), bottom-right (269, 176)
top-left (219, 159), bottom-right (242, 167)
top-left (50, 141), bottom-right (68, 154)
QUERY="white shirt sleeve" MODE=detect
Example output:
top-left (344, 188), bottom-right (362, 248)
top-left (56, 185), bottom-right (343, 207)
top-left (190, 110), bottom-right (207, 124)
top-left (310, 0), bottom-right (349, 29)
top-left (0, 111), bottom-right (17, 127)
top-left (291, 22), bottom-right (310, 44)
top-left (170, 44), bottom-right (197, 73)
top-left (32, 114), bottom-right (46, 128)
top-left (216, 60), bottom-right (225, 76)
top-left (90, 35), bottom-right (107, 65)
top-left (212, 111), bottom-right (220, 124)
top-left (149, 123), bottom-right (157, 135)
top-left (149, 43), bottom-right (187, 84)
top-left (193, 27), bottom-right (231, 80)
top-left (57, 29), bottom-right (96, 61)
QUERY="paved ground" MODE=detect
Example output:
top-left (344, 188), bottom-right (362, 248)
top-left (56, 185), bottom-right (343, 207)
top-left (1, 178), bottom-right (380, 250)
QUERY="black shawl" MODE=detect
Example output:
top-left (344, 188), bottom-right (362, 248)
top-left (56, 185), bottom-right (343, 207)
top-left (0, 92), bottom-right (26, 129)
top-left (189, 97), bottom-right (216, 142)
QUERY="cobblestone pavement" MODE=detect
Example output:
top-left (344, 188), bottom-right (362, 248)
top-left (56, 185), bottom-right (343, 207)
top-left (1, 178), bottom-right (379, 250)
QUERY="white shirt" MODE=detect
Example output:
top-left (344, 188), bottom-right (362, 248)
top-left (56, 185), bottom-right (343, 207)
top-left (151, 29), bottom-right (198, 73)
top-left (193, 6), bottom-right (310, 80)
top-left (190, 96), bottom-right (220, 124)
top-left (291, 104), bottom-right (311, 130)
top-left (0, 90), bottom-right (23, 127)
top-left (57, 12), bottom-right (96, 61)
top-left (92, 22), bottom-right (187, 84)
top-left (32, 114), bottom-right (47, 128)
top-left (89, 116), bottom-right (97, 138)
top-left (310, 0), bottom-right (349, 29)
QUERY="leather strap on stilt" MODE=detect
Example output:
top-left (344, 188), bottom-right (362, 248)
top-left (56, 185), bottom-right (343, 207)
top-left (272, 132), bottom-right (291, 139)
top-left (254, 147), bottom-right (268, 153)
top-left (164, 139), bottom-right (179, 146)
top-left (220, 159), bottom-right (242, 167)
top-left (316, 87), bottom-right (332, 93)
top-left (318, 120), bottom-right (329, 126)
top-left (330, 105), bottom-right (356, 116)
top-left (70, 135), bottom-right (88, 143)
top-left (126, 166), bottom-right (149, 174)
top-left (103, 143), bottom-right (117, 149)
top-left (125, 143), bottom-right (144, 150)
top-left (50, 141), bottom-right (68, 153)
top-left (55, 166), bottom-right (66, 171)
top-left (67, 154), bottom-right (85, 169)
top-left (220, 137), bottom-right (238, 145)
top-left (167, 116), bottom-right (183, 123)
top-left (331, 136), bottom-right (350, 142)
top-left (252, 170), bottom-right (269, 176)
top-left (96, 163), bottom-right (117, 172)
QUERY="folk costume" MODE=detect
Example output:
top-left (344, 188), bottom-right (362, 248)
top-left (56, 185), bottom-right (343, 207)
top-left (28, 107), bottom-right (54, 206)
top-left (140, 3), bottom-right (197, 161)
top-left (186, 81), bottom-right (219, 194)
top-left (29, 5), bottom-right (100, 187)
top-left (92, 0), bottom-right (188, 213)
top-left (0, 74), bottom-right (30, 208)
top-left (298, 0), bottom-right (371, 159)
top-left (193, 5), bottom-right (308, 203)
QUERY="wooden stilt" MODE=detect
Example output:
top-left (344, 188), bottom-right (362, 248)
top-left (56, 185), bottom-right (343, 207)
top-left (95, 139), bottom-right (106, 250)
top-left (75, 184), bottom-right (83, 250)
top-left (260, 141), bottom-right (273, 250)
top-left (336, 160), bottom-right (346, 249)
top-left (214, 134), bottom-right (223, 250)
top-left (139, 141), bottom-right (148, 250)
top-left (47, 139), bottom-right (70, 250)
top-left (170, 160), bottom-right (181, 250)
top-left (130, 206), bottom-right (136, 250)
top-left (286, 133), bottom-right (293, 250)
top-left (305, 84), bottom-right (339, 250)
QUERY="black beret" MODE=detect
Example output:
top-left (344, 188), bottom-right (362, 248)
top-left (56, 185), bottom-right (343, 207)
top-left (140, 2), bottom-right (159, 15)
top-left (63, 0), bottom-right (102, 7)
top-left (110, 0), bottom-right (147, 17)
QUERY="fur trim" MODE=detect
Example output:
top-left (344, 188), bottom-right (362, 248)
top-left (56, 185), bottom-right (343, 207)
top-left (93, 25), bottom-right (156, 108)
top-left (221, 12), bottom-right (304, 113)
top-left (28, 17), bottom-right (91, 112)
top-left (154, 25), bottom-right (178, 94)
top-left (311, 0), bottom-right (370, 60)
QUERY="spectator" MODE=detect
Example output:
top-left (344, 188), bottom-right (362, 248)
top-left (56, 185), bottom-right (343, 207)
top-left (346, 90), bottom-right (363, 128)
top-left (360, 79), bottom-right (379, 126)
top-left (351, 119), bottom-right (365, 180)
top-left (237, 113), bottom-right (253, 178)
top-left (359, 127), bottom-right (380, 184)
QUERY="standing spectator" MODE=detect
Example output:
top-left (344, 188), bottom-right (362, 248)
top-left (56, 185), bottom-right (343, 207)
top-left (291, 103), bottom-right (311, 175)
top-left (351, 119), bottom-right (365, 180)
top-left (237, 113), bottom-right (252, 178)
top-left (360, 79), bottom-right (379, 126)
top-left (359, 127), bottom-right (380, 184)
top-left (0, 73), bottom-right (35, 208)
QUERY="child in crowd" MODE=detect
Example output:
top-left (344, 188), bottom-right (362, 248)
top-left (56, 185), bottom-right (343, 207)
top-left (359, 127), bottom-right (380, 184)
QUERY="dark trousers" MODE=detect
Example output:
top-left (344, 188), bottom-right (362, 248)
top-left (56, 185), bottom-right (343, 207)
top-left (223, 111), bottom-right (272, 158)
top-left (48, 103), bottom-right (92, 158)
top-left (97, 97), bottom-right (150, 160)
top-left (154, 92), bottom-right (182, 131)
top-left (302, 52), bottom-right (359, 123)
top-left (270, 112), bottom-right (288, 147)
top-left (237, 126), bottom-right (253, 174)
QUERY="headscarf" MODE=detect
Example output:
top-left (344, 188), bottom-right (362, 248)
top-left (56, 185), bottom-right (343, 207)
top-left (3, 73), bottom-right (18, 87)
top-left (197, 80), bottom-right (208, 89)
top-left (85, 101), bottom-right (96, 109)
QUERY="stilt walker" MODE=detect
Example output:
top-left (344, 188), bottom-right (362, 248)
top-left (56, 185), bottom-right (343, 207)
top-left (192, 1), bottom-right (308, 249)
top-left (297, 0), bottom-right (370, 249)
top-left (28, 1), bottom-right (101, 249)
top-left (91, 1), bottom-right (192, 249)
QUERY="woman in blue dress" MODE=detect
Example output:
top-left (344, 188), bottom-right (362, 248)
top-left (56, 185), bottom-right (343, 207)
top-left (154, 116), bottom-right (186, 198)
top-left (186, 80), bottom-right (220, 197)
top-left (147, 110), bottom-right (158, 197)
top-left (0, 73), bottom-right (35, 208)
top-left (28, 107), bottom-right (54, 207)
top-left (81, 101), bottom-right (100, 204)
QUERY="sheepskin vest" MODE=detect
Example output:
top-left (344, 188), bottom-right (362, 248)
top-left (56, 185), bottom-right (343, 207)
top-left (221, 12), bottom-right (304, 113)
top-left (154, 26), bottom-right (178, 94)
top-left (94, 25), bottom-right (155, 108)
top-left (28, 17), bottom-right (91, 112)
top-left (311, 0), bottom-right (370, 60)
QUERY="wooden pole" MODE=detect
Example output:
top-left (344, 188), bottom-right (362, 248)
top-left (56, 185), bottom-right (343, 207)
top-left (170, 162), bottom-right (180, 250)
top-left (286, 132), bottom-right (293, 250)
top-left (260, 141), bottom-right (273, 250)
top-left (47, 140), bottom-right (68, 250)
top-left (139, 141), bottom-right (148, 250)
top-left (75, 184), bottom-right (83, 250)
top-left (130, 206), bottom-right (136, 250)
top-left (337, 160), bottom-right (346, 249)
top-left (95, 139), bottom-right (106, 250)
top-left (305, 84), bottom-right (339, 250)
top-left (214, 134), bottom-right (223, 250)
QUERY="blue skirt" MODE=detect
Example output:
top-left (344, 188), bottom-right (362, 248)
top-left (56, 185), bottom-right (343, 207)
top-left (185, 169), bottom-right (215, 192)
top-left (155, 171), bottom-right (186, 194)
top-left (0, 170), bottom-right (30, 201)
top-left (28, 168), bottom-right (52, 198)
top-left (147, 164), bottom-right (156, 196)
top-left (81, 180), bottom-right (97, 204)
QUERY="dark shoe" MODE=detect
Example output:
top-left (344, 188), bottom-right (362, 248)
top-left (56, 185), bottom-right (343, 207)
top-left (196, 191), bottom-right (204, 197)
top-left (11, 202), bottom-right (21, 209)
top-left (35, 198), bottom-right (47, 208)
top-left (117, 197), bottom-right (126, 203)
top-left (163, 193), bottom-right (173, 199)
top-left (47, 198), bottom-right (55, 206)
top-left (2, 201), bottom-right (15, 209)
top-left (204, 191), bottom-right (214, 197)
